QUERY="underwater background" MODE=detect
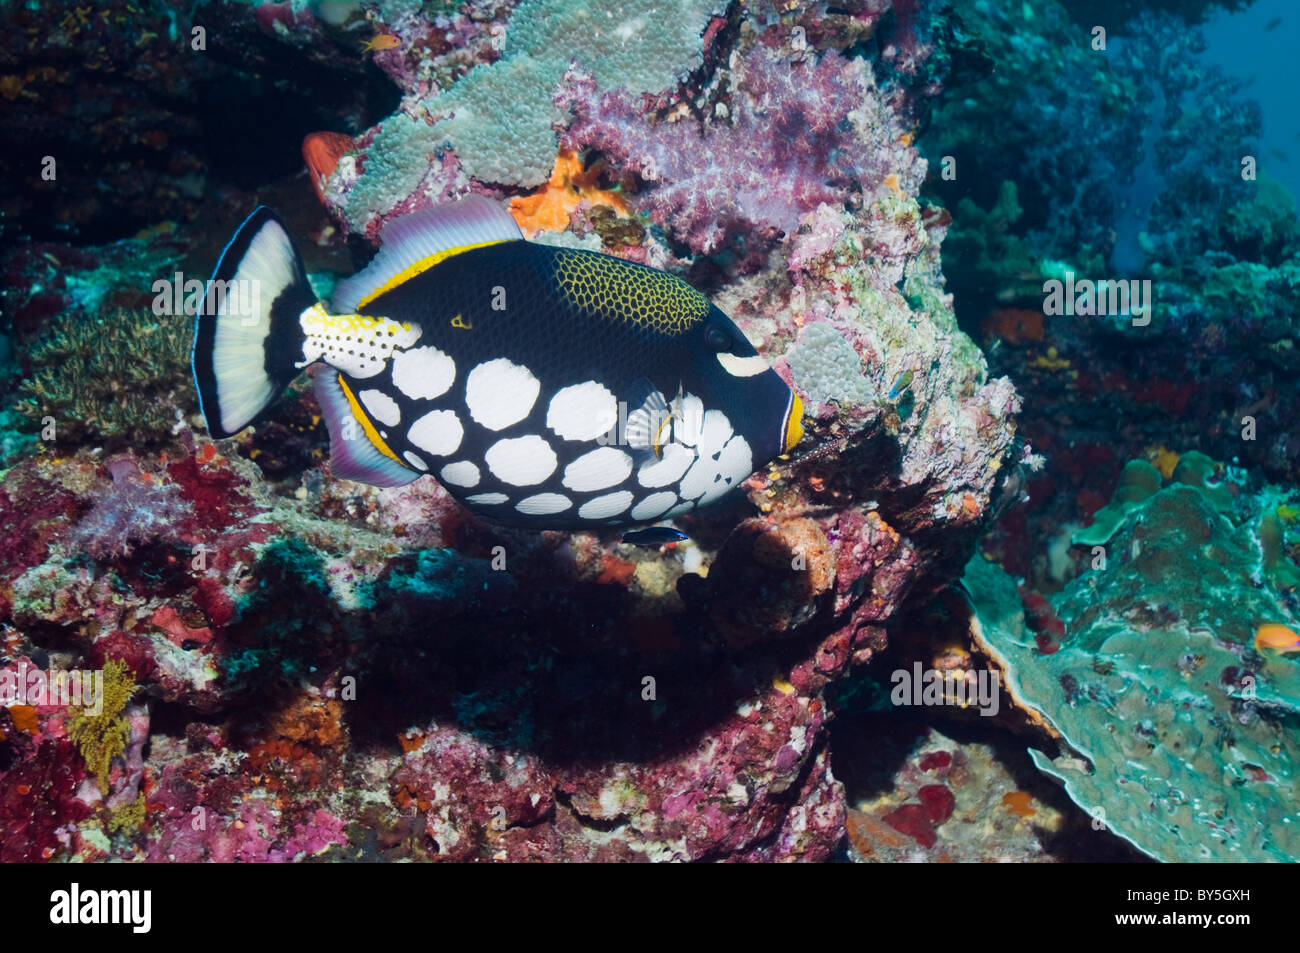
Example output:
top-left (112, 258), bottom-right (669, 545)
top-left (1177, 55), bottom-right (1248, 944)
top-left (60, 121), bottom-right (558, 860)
top-left (0, 0), bottom-right (1296, 863)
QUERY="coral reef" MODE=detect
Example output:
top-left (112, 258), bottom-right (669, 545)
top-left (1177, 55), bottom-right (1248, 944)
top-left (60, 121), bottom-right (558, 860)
top-left (16, 308), bottom-right (194, 449)
top-left (963, 454), bottom-right (1300, 861)
top-left (0, 0), bottom-right (1049, 863)
top-left (559, 39), bottom-right (924, 268)
top-left (931, 0), bottom-right (1300, 593)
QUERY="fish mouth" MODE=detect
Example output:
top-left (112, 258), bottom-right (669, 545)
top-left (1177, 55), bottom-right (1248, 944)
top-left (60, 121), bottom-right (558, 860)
top-left (781, 391), bottom-right (804, 455)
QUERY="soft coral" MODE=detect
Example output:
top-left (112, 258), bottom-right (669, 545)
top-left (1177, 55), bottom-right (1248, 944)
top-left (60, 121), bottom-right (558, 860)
top-left (67, 457), bottom-right (193, 560)
top-left (559, 41), bottom-right (906, 268)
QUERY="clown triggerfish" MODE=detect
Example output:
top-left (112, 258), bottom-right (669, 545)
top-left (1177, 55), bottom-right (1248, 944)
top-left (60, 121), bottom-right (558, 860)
top-left (192, 197), bottom-right (804, 529)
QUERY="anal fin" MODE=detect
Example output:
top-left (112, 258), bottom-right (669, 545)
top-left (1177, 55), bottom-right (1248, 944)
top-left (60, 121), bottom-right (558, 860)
top-left (315, 372), bottom-right (419, 487)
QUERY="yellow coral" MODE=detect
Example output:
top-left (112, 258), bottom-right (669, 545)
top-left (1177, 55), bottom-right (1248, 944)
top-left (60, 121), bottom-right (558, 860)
top-left (107, 793), bottom-right (147, 835)
top-left (66, 660), bottom-right (137, 792)
top-left (1151, 447), bottom-right (1181, 481)
top-left (1028, 346), bottom-right (1070, 372)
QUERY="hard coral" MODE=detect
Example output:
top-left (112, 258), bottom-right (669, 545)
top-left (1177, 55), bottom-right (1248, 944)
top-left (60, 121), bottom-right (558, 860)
top-left (967, 454), bottom-right (1300, 861)
top-left (332, 0), bottom-right (723, 232)
top-left (16, 307), bottom-right (194, 449)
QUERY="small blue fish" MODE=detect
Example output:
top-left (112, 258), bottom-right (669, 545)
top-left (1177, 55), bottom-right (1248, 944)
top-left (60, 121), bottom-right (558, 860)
top-left (888, 369), bottom-right (914, 400)
top-left (620, 526), bottom-right (689, 546)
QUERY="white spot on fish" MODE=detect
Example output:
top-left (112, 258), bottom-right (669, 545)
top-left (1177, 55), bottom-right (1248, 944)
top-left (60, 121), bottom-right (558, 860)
top-left (403, 450), bottom-right (429, 471)
top-left (699, 409), bottom-right (733, 455)
top-left (637, 442), bottom-right (694, 488)
top-left (440, 460), bottom-right (480, 487)
top-left (631, 491), bottom-right (677, 521)
top-left (562, 446), bottom-right (632, 492)
top-left (578, 490), bottom-right (634, 520)
top-left (467, 492), bottom-right (508, 506)
top-left (698, 434), bottom-right (753, 505)
top-left (392, 345), bottom-right (455, 400)
top-left (407, 409), bottom-right (463, 456)
top-left (547, 381), bottom-right (618, 441)
top-left (484, 434), bottom-right (557, 486)
top-left (515, 492), bottom-right (572, 515)
top-left (680, 427), bottom-right (751, 502)
top-left (716, 353), bottom-right (771, 377)
top-left (675, 395), bottom-right (705, 447)
top-left (359, 389), bottom-right (401, 427)
top-left (465, 358), bottom-right (540, 430)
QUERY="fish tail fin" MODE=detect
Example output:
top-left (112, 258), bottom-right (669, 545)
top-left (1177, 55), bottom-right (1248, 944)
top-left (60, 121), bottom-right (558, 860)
top-left (191, 206), bottom-right (317, 438)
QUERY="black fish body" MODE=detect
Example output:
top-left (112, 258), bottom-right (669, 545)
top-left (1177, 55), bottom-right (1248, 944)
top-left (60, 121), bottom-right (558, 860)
top-left (192, 197), bottom-right (803, 529)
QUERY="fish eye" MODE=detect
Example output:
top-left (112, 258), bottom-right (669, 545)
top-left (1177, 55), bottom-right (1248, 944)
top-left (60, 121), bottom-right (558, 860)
top-left (705, 326), bottom-right (733, 352)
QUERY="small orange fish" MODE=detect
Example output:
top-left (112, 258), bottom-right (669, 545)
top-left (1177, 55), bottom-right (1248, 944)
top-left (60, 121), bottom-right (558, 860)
top-left (362, 33), bottom-right (402, 54)
top-left (1254, 623), bottom-right (1300, 654)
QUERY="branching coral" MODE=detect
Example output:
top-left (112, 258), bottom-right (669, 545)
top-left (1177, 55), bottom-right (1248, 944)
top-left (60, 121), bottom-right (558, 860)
top-left (16, 307), bottom-right (194, 448)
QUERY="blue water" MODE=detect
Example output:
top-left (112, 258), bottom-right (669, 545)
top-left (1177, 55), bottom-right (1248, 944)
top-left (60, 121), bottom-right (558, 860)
top-left (1200, 0), bottom-right (1300, 202)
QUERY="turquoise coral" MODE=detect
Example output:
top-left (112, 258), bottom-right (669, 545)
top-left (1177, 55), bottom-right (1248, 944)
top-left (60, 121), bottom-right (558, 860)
top-left (339, 0), bottom-right (723, 231)
top-left (966, 454), bottom-right (1300, 862)
top-left (436, 0), bottom-right (722, 186)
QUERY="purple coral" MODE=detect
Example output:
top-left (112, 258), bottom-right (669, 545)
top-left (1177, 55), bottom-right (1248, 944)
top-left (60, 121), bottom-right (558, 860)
top-left (66, 457), bottom-right (193, 560)
top-left (559, 40), bottom-right (911, 267)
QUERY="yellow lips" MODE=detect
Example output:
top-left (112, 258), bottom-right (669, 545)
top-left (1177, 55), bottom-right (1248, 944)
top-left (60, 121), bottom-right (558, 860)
top-left (782, 392), bottom-right (804, 454)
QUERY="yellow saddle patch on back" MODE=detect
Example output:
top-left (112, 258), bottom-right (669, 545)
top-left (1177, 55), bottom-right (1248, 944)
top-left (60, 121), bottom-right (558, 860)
top-left (553, 248), bottom-right (707, 335)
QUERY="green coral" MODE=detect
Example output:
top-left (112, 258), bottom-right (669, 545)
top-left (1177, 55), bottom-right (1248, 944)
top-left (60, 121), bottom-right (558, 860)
top-left (787, 323), bottom-right (875, 406)
top-left (440, 0), bottom-right (722, 186)
top-left (350, 0), bottom-right (722, 221)
top-left (66, 659), bottom-right (138, 793)
top-left (1073, 452), bottom-right (1239, 547)
top-left (343, 112), bottom-right (446, 226)
top-left (966, 454), bottom-right (1300, 862)
top-left (1072, 459), bottom-right (1163, 546)
top-left (16, 308), bottom-right (194, 449)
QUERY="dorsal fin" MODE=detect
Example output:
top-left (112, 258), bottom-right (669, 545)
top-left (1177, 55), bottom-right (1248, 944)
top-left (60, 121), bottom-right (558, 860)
top-left (332, 196), bottom-right (523, 313)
